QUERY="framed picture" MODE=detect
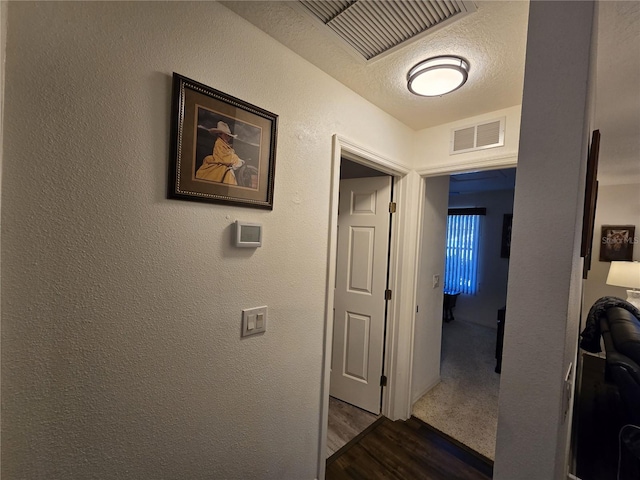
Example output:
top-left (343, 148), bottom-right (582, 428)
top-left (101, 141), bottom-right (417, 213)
top-left (580, 130), bottom-right (600, 279)
top-left (583, 182), bottom-right (598, 278)
top-left (168, 73), bottom-right (278, 209)
top-left (580, 130), bottom-right (600, 258)
top-left (500, 214), bottom-right (513, 258)
top-left (600, 225), bottom-right (635, 262)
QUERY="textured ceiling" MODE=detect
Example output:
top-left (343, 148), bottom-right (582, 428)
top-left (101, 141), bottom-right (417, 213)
top-left (224, 1), bottom-right (640, 185)
top-left (222, 1), bottom-right (529, 130)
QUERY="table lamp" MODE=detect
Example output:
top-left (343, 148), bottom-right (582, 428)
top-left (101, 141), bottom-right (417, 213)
top-left (606, 261), bottom-right (640, 309)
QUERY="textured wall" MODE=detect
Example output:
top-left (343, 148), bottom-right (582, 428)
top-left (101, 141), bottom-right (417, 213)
top-left (413, 105), bottom-right (522, 174)
top-left (0, 2), bottom-right (415, 479)
top-left (593, 1), bottom-right (640, 186)
top-left (411, 175), bottom-right (449, 403)
top-left (494, 2), bottom-right (595, 479)
top-left (448, 189), bottom-right (515, 330)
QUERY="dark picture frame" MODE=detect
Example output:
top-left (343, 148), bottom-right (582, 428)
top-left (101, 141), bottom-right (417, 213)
top-left (580, 130), bottom-right (600, 258)
top-left (168, 73), bottom-right (278, 209)
top-left (599, 225), bottom-right (635, 262)
top-left (583, 182), bottom-right (598, 277)
top-left (580, 130), bottom-right (600, 279)
top-left (500, 214), bottom-right (513, 258)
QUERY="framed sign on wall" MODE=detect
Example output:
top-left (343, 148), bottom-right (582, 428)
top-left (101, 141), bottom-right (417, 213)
top-left (600, 225), bottom-right (636, 262)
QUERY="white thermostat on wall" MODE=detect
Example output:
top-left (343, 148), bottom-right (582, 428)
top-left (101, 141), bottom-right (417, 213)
top-left (235, 221), bottom-right (262, 248)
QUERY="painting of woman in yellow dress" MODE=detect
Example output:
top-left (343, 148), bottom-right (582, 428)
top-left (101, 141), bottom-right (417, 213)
top-left (195, 121), bottom-right (246, 185)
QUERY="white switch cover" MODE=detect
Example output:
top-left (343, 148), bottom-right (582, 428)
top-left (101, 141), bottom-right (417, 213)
top-left (432, 274), bottom-right (440, 289)
top-left (562, 363), bottom-right (573, 423)
top-left (242, 306), bottom-right (267, 337)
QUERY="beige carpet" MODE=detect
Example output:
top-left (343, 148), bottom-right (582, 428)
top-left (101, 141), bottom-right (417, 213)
top-left (412, 319), bottom-right (500, 460)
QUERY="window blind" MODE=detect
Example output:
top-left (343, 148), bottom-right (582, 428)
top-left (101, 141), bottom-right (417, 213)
top-left (444, 214), bottom-right (481, 295)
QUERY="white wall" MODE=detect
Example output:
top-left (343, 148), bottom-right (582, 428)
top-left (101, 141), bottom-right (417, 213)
top-left (411, 176), bottom-right (449, 404)
top-left (414, 105), bottom-right (521, 175)
top-left (494, 2), bottom-right (595, 479)
top-left (583, 183), bottom-right (640, 313)
top-left (448, 189), bottom-right (515, 329)
top-left (0, 3), bottom-right (416, 479)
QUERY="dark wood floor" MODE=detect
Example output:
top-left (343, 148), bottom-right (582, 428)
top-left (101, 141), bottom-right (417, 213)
top-left (327, 396), bottom-right (379, 457)
top-left (326, 416), bottom-right (493, 479)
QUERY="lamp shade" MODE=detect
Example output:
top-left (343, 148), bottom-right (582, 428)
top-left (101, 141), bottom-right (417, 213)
top-left (606, 261), bottom-right (640, 289)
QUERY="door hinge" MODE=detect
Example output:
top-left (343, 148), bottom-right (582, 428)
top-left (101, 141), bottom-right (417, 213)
top-left (389, 202), bottom-right (397, 213)
top-left (380, 375), bottom-right (388, 387)
top-left (384, 289), bottom-right (392, 300)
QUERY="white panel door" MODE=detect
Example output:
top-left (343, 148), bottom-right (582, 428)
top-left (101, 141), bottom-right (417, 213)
top-left (330, 176), bottom-right (392, 414)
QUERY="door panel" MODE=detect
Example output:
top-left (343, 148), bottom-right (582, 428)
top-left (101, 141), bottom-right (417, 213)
top-left (344, 311), bottom-right (370, 382)
top-left (348, 227), bottom-right (374, 294)
top-left (330, 176), bottom-right (392, 414)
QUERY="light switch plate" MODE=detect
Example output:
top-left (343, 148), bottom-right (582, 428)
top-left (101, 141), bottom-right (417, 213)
top-left (562, 363), bottom-right (573, 423)
top-left (241, 306), bottom-right (267, 337)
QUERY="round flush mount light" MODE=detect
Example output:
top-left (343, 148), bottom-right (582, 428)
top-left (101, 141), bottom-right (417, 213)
top-left (407, 55), bottom-right (470, 97)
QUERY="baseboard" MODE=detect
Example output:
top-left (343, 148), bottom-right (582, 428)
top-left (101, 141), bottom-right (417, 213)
top-left (411, 377), bottom-right (440, 405)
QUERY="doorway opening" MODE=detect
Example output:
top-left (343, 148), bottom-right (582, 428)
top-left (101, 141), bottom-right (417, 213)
top-left (318, 135), bottom-right (412, 479)
top-left (326, 158), bottom-right (392, 457)
top-left (411, 167), bottom-right (516, 461)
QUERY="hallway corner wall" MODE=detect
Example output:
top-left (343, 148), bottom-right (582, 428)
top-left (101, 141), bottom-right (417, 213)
top-left (494, 1), bottom-right (596, 478)
top-left (411, 175), bottom-right (449, 404)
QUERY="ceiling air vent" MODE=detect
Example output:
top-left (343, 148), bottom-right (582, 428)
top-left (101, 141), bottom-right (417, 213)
top-left (450, 117), bottom-right (506, 155)
top-left (295, 0), bottom-right (477, 62)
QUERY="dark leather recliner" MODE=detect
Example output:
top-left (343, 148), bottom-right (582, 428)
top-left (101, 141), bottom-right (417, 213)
top-left (600, 307), bottom-right (640, 426)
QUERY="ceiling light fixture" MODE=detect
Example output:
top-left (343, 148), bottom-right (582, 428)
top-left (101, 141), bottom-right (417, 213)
top-left (407, 55), bottom-right (470, 97)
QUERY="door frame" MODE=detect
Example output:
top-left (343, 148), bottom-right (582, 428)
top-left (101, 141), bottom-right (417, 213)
top-left (409, 162), bottom-right (517, 406)
top-left (317, 135), bottom-right (518, 478)
top-left (317, 135), bottom-right (417, 479)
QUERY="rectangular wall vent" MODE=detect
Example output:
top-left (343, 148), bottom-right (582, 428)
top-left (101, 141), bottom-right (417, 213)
top-left (295, 0), bottom-right (477, 62)
top-left (453, 126), bottom-right (475, 152)
top-left (450, 117), bottom-right (506, 155)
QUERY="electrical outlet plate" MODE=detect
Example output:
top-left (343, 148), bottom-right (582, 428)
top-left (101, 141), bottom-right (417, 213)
top-left (241, 306), bottom-right (267, 337)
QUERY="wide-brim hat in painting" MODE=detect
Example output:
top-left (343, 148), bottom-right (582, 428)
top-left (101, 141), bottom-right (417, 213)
top-left (210, 121), bottom-right (237, 138)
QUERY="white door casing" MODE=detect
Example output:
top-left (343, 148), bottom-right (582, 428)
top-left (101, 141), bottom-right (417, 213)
top-left (317, 135), bottom-right (415, 480)
top-left (330, 176), bottom-right (392, 414)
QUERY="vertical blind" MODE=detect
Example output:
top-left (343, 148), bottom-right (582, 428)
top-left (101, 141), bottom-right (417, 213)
top-left (444, 209), bottom-right (485, 295)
